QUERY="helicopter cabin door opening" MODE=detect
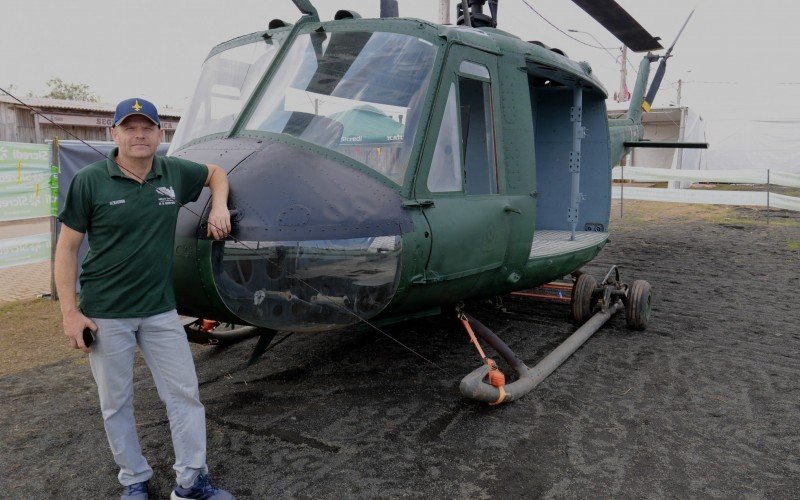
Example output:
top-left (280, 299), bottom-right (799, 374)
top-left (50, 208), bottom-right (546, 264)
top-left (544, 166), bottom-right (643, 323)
top-left (526, 64), bottom-right (611, 260)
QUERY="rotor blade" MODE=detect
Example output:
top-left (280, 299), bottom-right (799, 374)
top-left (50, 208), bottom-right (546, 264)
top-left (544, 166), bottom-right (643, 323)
top-left (380, 0), bottom-right (399, 18)
top-left (642, 10), bottom-right (695, 112)
top-left (664, 9), bottom-right (695, 56)
top-left (642, 59), bottom-right (667, 112)
top-left (571, 0), bottom-right (663, 52)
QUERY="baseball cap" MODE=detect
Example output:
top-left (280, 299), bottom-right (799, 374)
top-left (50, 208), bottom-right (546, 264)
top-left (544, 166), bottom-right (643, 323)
top-left (113, 97), bottom-right (161, 128)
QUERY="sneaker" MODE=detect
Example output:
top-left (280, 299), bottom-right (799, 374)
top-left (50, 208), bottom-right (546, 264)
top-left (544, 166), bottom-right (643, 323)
top-left (171, 474), bottom-right (234, 500)
top-left (121, 480), bottom-right (149, 500)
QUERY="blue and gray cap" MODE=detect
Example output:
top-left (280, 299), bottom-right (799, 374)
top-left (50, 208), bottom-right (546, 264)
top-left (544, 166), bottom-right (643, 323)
top-left (113, 97), bottom-right (161, 128)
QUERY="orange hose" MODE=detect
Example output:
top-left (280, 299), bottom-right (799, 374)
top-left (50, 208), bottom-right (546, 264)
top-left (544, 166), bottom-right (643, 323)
top-left (201, 319), bottom-right (219, 332)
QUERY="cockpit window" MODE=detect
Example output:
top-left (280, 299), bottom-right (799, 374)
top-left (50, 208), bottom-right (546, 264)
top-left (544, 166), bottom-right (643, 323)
top-left (168, 37), bottom-right (282, 154)
top-left (244, 32), bottom-right (437, 185)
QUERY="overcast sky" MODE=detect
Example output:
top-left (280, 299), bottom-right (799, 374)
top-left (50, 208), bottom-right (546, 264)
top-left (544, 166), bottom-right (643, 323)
top-left (3, 0), bottom-right (800, 160)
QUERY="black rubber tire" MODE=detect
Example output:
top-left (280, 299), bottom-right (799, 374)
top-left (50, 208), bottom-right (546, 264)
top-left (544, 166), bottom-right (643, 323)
top-left (571, 273), bottom-right (598, 324)
top-left (626, 280), bottom-right (652, 331)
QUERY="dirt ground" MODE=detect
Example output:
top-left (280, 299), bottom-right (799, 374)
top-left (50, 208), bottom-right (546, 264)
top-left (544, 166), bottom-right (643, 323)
top-left (1, 201), bottom-right (799, 499)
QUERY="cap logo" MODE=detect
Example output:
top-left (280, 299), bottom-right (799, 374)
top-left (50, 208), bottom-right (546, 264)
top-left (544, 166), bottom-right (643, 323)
top-left (132, 100), bottom-right (143, 112)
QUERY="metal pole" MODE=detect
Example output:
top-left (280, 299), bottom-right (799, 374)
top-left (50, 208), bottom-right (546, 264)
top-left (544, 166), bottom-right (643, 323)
top-left (50, 137), bottom-right (59, 302)
top-left (617, 46), bottom-right (628, 103)
top-left (569, 86), bottom-right (585, 240)
top-left (439, 0), bottom-right (451, 24)
top-left (620, 158), bottom-right (625, 220)
top-left (33, 113), bottom-right (42, 143)
top-left (460, 0), bottom-right (471, 27)
top-left (767, 168), bottom-right (771, 225)
top-left (670, 106), bottom-right (687, 190)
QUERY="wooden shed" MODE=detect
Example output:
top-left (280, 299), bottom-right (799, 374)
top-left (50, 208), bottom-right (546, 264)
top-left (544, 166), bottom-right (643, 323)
top-left (0, 95), bottom-right (181, 144)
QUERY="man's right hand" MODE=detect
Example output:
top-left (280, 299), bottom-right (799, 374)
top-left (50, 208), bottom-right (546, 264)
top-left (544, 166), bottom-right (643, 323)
top-left (63, 309), bottom-right (97, 353)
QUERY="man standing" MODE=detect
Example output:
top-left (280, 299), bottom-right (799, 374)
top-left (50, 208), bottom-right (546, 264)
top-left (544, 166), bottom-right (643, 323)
top-left (55, 98), bottom-right (234, 500)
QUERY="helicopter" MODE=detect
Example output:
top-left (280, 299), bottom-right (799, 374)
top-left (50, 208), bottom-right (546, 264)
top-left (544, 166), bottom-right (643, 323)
top-left (168, 0), bottom-right (694, 403)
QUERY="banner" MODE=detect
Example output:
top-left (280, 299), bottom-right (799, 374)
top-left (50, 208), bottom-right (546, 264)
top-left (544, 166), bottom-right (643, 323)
top-left (0, 141), bottom-right (51, 221)
top-left (0, 233), bottom-right (51, 270)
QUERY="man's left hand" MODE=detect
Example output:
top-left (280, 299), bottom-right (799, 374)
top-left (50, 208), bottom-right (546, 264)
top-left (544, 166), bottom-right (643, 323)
top-left (207, 205), bottom-right (231, 240)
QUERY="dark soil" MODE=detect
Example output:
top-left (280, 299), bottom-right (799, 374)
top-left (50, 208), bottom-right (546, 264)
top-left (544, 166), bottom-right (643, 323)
top-left (2, 202), bottom-right (799, 499)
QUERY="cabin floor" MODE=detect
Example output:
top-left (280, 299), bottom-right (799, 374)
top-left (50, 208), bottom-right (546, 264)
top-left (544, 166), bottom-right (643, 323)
top-left (2, 202), bottom-right (799, 498)
top-left (529, 229), bottom-right (608, 259)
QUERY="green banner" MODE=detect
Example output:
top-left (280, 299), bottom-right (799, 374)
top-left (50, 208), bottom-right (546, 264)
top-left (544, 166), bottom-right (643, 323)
top-left (0, 141), bottom-right (52, 221)
top-left (0, 233), bottom-right (51, 270)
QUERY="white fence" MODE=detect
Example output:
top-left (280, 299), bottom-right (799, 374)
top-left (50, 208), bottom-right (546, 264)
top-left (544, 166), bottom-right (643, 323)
top-left (612, 167), bottom-right (800, 212)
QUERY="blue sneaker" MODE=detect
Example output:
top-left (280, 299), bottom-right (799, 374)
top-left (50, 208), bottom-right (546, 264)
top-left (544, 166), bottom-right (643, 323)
top-left (171, 474), bottom-right (234, 500)
top-left (121, 480), bottom-right (149, 500)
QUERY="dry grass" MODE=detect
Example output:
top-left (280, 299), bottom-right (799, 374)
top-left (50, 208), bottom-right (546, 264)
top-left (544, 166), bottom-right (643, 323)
top-left (0, 298), bottom-right (83, 377)
top-left (613, 199), bottom-right (800, 228)
top-left (611, 200), bottom-right (739, 226)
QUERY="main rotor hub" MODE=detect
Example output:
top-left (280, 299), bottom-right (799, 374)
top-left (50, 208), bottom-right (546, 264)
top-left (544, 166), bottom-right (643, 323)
top-left (457, 0), bottom-right (499, 28)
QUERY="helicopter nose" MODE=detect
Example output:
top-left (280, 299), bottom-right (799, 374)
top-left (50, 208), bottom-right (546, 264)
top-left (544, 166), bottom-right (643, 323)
top-left (190, 138), bottom-right (413, 332)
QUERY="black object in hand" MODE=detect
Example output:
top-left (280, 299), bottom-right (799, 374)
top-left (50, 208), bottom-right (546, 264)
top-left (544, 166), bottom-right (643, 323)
top-left (83, 327), bottom-right (95, 347)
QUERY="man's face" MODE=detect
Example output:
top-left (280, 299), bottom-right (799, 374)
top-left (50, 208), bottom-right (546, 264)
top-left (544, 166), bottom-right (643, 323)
top-left (111, 115), bottom-right (161, 161)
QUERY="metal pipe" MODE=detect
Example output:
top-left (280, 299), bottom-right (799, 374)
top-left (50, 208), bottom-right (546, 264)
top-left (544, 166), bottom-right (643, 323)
top-left (461, 0), bottom-right (472, 27)
top-left (459, 302), bottom-right (623, 403)
top-left (467, 315), bottom-right (528, 378)
top-left (290, 0), bottom-right (319, 22)
top-left (527, 301), bottom-right (622, 385)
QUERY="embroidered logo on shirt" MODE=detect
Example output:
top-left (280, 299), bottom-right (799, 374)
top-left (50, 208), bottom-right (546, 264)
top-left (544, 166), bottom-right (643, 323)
top-left (156, 186), bottom-right (176, 206)
top-left (109, 199), bottom-right (126, 206)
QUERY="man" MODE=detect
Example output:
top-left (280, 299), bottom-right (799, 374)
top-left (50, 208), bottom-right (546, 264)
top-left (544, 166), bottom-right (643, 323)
top-left (55, 97), bottom-right (234, 500)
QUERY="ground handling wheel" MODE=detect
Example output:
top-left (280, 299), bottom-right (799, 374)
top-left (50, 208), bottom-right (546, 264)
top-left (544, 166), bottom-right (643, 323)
top-left (625, 280), bottom-right (652, 331)
top-left (571, 273), bottom-right (598, 324)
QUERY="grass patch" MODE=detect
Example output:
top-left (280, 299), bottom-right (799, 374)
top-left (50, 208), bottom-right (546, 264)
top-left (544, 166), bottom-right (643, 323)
top-left (612, 201), bottom-right (800, 230)
top-left (694, 183), bottom-right (800, 198)
top-left (612, 200), bottom-right (739, 226)
top-left (0, 298), bottom-right (82, 377)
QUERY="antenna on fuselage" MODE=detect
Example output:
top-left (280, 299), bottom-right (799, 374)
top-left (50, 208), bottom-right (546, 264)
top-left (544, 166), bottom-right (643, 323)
top-left (380, 0), bottom-right (399, 17)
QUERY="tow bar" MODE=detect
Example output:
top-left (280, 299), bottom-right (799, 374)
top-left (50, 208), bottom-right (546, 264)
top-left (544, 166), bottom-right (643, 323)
top-left (459, 266), bottom-right (652, 404)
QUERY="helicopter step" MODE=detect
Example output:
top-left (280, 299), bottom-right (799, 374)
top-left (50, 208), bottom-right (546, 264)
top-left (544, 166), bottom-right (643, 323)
top-left (528, 230), bottom-right (609, 260)
top-left (459, 266), bottom-right (652, 404)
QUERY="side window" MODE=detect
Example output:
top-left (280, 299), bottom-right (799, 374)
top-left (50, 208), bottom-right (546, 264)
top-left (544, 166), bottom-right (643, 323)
top-left (427, 84), bottom-right (463, 192)
top-left (459, 76), bottom-right (497, 195)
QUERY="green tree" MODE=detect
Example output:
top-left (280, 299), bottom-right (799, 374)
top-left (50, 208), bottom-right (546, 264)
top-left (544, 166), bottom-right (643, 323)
top-left (41, 77), bottom-right (99, 102)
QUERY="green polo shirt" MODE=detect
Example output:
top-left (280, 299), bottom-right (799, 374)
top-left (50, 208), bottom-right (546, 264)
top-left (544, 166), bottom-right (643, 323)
top-left (58, 148), bottom-right (208, 318)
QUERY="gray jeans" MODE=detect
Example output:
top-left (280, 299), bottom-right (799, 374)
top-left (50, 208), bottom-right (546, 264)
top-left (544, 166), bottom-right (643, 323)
top-left (89, 310), bottom-right (207, 488)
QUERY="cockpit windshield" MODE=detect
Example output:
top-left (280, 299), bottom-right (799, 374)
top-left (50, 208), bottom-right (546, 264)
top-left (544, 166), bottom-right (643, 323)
top-left (244, 31), bottom-right (437, 185)
top-left (168, 36), bottom-right (283, 154)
